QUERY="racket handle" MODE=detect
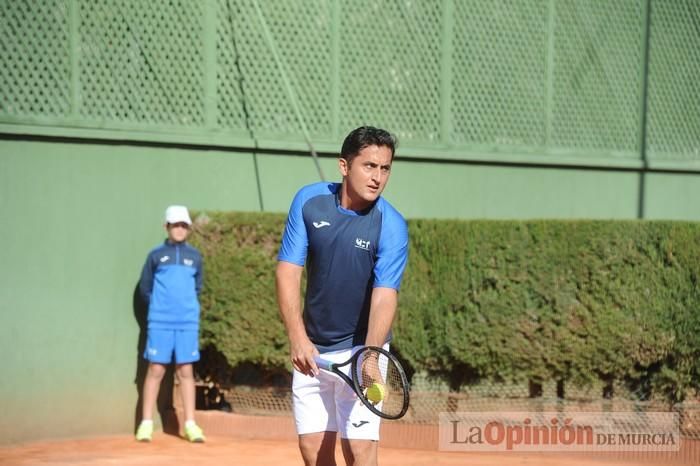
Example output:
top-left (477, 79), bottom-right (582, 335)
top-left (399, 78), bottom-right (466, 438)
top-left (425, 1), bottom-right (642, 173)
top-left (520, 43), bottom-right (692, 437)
top-left (313, 355), bottom-right (334, 371)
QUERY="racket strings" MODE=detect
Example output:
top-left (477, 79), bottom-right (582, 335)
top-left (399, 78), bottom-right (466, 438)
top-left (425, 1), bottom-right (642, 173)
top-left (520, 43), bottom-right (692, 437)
top-left (360, 350), bottom-right (407, 417)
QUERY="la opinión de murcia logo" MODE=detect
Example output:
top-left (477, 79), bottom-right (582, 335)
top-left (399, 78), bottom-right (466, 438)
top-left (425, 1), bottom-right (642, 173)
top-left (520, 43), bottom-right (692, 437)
top-left (439, 412), bottom-right (679, 452)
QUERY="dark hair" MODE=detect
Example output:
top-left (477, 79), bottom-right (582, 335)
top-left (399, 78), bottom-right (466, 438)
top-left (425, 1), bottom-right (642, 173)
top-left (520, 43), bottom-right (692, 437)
top-left (340, 126), bottom-right (397, 163)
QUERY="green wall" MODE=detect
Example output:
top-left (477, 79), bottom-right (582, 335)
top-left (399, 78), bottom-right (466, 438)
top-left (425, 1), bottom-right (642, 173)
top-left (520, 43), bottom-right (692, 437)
top-left (643, 172), bottom-right (700, 220)
top-left (387, 162), bottom-right (640, 219)
top-left (0, 140), bottom-right (262, 443)
top-left (1, 138), bottom-right (698, 444)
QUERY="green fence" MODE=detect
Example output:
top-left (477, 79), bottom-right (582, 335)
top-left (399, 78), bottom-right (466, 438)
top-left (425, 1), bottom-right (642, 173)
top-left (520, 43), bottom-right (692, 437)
top-left (1, 0), bottom-right (698, 170)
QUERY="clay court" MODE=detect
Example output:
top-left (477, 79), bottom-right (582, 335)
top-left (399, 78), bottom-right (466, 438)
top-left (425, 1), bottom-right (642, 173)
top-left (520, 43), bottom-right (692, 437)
top-left (0, 434), bottom-right (688, 466)
top-left (1, 433), bottom-right (696, 466)
top-left (2, 411), bottom-right (697, 466)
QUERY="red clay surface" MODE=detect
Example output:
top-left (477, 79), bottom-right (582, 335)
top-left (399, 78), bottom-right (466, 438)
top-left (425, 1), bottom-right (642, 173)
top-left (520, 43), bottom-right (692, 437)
top-left (0, 433), bottom-right (692, 466)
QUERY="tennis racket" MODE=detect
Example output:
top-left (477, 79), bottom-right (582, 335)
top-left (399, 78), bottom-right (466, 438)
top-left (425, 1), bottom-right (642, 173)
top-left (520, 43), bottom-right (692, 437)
top-left (314, 345), bottom-right (409, 420)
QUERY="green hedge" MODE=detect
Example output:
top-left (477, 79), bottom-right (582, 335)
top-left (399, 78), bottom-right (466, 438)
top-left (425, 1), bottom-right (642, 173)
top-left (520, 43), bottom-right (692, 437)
top-left (190, 213), bottom-right (700, 402)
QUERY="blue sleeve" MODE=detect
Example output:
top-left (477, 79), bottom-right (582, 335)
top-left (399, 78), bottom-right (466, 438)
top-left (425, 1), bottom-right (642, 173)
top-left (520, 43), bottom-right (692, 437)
top-left (374, 205), bottom-right (409, 290)
top-left (138, 252), bottom-right (155, 302)
top-left (277, 188), bottom-right (309, 266)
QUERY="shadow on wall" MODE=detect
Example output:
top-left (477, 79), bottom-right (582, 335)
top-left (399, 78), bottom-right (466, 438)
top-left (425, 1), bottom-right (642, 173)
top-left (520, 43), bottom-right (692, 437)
top-left (132, 283), bottom-right (179, 436)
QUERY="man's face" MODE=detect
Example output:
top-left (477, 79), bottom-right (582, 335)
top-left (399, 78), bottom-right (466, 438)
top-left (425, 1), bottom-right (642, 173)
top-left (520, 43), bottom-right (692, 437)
top-left (166, 222), bottom-right (190, 243)
top-left (339, 144), bottom-right (393, 209)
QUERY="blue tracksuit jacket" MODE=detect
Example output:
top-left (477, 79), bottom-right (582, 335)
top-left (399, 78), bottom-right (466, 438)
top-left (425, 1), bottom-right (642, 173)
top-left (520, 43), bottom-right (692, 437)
top-left (139, 240), bottom-right (203, 330)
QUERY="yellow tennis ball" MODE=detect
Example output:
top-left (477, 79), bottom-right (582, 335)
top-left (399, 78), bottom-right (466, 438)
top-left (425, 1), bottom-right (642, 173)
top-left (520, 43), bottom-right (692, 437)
top-left (366, 383), bottom-right (385, 403)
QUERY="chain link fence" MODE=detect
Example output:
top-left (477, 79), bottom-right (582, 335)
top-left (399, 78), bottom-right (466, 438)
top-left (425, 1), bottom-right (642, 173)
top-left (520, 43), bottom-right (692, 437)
top-left (193, 364), bottom-right (699, 441)
top-left (203, 383), bottom-right (699, 442)
top-left (1, 0), bottom-right (698, 165)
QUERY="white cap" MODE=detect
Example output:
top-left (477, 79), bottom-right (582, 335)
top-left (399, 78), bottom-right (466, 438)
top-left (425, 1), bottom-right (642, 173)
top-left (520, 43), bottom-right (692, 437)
top-left (164, 205), bottom-right (192, 225)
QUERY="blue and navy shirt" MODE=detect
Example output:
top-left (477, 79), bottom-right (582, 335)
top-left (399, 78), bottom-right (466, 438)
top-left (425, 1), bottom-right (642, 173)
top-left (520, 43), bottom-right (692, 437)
top-left (139, 240), bottom-right (203, 331)
top-left (278, 182), bottom-right (409, 352)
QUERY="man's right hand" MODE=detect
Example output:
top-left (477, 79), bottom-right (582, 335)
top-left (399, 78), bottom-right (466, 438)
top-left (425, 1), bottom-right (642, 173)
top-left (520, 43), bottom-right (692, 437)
top-left (276, 261), bottom-right (319, 376)
top-left (290, 335), bottom-right (319, 377)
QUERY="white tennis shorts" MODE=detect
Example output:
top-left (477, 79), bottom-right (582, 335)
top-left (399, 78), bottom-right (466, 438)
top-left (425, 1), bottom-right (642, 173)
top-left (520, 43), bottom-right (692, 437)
top-left (292, 344), bottom-right (389, 440)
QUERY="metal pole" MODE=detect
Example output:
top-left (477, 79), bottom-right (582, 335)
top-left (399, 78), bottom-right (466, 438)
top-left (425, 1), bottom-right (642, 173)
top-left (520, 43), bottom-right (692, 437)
top-left (252, 0), bottom-right (326, 181)
top-left (637, 0), bottom-right (652, 219)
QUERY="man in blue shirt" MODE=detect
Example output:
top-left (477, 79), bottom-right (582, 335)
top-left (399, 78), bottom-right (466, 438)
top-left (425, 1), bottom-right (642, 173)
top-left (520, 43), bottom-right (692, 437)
top-left (276, 126), bottom-right (409, 466)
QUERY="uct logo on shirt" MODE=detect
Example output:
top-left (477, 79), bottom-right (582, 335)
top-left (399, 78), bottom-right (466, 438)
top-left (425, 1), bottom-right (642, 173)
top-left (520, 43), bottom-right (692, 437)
top-left (355, 238), bottom-right (371, 251)
top-left (184, 258), bottom-right (194, 266)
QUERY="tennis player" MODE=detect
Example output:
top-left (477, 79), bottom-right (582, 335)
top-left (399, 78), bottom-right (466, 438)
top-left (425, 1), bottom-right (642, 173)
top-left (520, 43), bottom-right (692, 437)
top-left (276, 126), bottom-right (409, 466)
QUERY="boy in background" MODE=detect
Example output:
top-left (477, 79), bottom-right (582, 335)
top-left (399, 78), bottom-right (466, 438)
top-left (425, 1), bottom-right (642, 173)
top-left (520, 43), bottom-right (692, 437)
top-left (136, 205), bottom-right (205, 443)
